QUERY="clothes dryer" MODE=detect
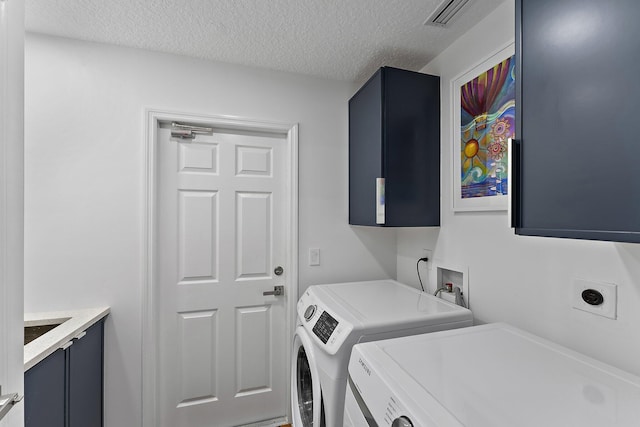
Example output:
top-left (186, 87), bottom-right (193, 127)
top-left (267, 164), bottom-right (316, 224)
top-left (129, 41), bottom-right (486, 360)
top-left (345, 323), bottom-right (640, 427)
top-left (291, 279), bottom-right (473, 427)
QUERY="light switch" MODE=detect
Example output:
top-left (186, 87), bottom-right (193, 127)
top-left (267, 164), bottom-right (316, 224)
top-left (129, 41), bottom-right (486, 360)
top-left (309, 248), bottom-right (320, 266)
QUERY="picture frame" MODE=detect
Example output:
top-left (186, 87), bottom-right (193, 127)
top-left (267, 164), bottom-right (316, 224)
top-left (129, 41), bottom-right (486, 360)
top-left (451, 43), bottom-right (515, 212)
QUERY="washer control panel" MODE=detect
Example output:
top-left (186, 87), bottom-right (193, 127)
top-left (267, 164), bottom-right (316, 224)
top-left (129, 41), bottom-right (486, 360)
top-left (312, 311), bottom-right (339, 344)
top-left (297, 288), bottom-right (354, 354)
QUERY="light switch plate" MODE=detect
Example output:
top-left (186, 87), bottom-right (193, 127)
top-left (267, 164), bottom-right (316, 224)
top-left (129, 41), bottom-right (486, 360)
top-left (572, 278), bottom-right (617, 319)
top-left (309, 248), bottom-right (320, 266)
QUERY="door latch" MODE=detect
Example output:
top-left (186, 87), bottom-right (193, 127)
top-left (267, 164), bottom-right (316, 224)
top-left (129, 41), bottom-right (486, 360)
top-left (263, 285), bottom-right (284, 296)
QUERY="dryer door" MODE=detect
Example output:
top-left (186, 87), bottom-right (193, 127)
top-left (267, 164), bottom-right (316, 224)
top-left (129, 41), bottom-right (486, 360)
top-left (291, 327), bottom-right (324, 427)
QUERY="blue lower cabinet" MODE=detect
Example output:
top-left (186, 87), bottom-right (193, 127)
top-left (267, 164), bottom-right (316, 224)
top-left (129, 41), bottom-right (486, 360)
top-left (25, 348), bottom-right (66, 427)
top-left (25, 319), bottom-right (105, 427)
top-left (68, 320), bottom-right (104, 427)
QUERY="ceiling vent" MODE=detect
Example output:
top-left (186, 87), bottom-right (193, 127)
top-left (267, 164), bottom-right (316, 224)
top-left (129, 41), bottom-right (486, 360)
top-left (424, 0), bottom-right (472, 27)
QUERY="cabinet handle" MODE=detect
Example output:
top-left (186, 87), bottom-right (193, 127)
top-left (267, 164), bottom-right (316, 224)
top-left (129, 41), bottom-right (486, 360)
top-left (376, 178), bottom-right (385, 225)
top-left (60, 340), bottom-right (74, 350)
top-left (74, 331), bottom-right (87, 341)
top-left (507, 138), bottom-right (519, 229)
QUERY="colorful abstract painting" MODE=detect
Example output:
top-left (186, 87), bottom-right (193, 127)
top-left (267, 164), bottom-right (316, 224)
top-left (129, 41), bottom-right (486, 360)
top-left (460, 56), bottom-right (515, 199)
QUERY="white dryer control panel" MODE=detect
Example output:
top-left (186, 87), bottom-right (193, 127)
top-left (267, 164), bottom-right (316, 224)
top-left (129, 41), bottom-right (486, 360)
top-left (298, 289), bottom-right (354, 355)
top-left (347, 343), bottom-right (462, 427)
top-left (346, 347), bottom-right (435, 427)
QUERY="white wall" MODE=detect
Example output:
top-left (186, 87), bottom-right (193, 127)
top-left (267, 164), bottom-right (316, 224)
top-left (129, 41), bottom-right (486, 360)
top-left (24, 34), bottom-right (396, 427)
top-left (397, 0), bottom-right (640, 376)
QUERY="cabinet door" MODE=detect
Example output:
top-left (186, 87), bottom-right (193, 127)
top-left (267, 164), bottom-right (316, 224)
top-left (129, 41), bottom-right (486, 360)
top-left (384, 68), bottom-right (440, 226)
top-left (68, 321), bottom-right (104, 427)
top-left (349, 68), bottom-right (440, 227)
top-left (349, 69), bottom-right (383, 226)
top-left (25, 349), bottom-right (65, 427)
top-left (515, 0), bottom-right (640, 242)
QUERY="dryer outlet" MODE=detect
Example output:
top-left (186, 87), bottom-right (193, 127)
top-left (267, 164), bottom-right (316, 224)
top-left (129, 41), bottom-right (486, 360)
top-left (572, 279), bottom-right (617, 320)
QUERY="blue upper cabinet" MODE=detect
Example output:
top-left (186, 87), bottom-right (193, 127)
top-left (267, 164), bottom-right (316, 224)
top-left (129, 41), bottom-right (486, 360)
top-left (349, 67), bottom-right (440, 227)
top-left (514, 0), bottom-right (640, 243)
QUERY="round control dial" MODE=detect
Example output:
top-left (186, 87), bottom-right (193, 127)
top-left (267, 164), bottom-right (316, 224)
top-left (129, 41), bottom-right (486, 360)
top-left (391, 416), bottom-right (413, 427)
top-left (303, 305), bottom-right (317, 321)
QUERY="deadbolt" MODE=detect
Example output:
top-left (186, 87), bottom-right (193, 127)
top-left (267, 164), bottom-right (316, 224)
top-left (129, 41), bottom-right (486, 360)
top-left (274, 266), bottom-right (284, 276)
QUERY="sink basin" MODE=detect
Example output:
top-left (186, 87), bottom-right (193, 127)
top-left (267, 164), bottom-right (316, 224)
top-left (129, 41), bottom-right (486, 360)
top-left (24, 323), bottom-right (64, 345)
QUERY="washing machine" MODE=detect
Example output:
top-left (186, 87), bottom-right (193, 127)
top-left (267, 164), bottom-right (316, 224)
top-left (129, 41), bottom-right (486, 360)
top-left (345, 323), bottom-right (640, 427)
top-left (291, 279), bottom-right (473, 427)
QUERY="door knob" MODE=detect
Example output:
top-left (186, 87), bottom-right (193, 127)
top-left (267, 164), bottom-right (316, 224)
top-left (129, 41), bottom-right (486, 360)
top-left (263, 285), bottom-right (284, 296)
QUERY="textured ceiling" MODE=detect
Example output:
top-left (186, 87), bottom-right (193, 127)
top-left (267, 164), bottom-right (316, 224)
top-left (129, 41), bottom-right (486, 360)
top-left (25, 0), bottom-right (505, 82)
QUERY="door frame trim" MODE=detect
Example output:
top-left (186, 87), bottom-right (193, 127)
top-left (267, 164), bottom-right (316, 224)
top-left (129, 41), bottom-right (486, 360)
top-left (142, 108), bottom-right (299, 427)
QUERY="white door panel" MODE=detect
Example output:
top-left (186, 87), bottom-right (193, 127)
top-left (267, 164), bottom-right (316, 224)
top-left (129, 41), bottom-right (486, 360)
top-left (236, 192), bottom-right (272, 278)
top-left (179, 190), bottom-right (219, 282)
top-left (157, 125), bottom-right (288, 427)
top-left (180, 142), bottom-right (219, 173)
top-left (177, 310), bottom-right (218, 406)
top-left (235, 305), bottom-right (272, 394)
top-left (236, 145), bottom-right (272, 176)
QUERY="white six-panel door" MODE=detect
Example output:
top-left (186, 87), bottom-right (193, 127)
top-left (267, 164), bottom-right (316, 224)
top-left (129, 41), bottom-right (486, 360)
top-left (156, 124), bottom-right (289, 427)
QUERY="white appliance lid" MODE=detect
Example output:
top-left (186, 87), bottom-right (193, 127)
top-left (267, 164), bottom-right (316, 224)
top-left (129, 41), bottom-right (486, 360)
top-left (376, 323), bottom-right (640, 427)
top-left (321, 279), bottom-right (471, 327)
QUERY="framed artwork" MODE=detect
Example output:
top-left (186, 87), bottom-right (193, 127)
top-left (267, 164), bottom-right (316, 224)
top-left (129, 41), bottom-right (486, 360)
top-left (451, 44), bottom-right (515, 212)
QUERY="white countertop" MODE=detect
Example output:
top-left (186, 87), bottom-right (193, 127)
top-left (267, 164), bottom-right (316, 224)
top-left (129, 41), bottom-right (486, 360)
top-left (24, 307), bottom-right (110, 371)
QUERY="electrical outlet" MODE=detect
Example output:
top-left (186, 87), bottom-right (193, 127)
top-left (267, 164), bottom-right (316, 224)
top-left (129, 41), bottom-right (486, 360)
top-left (572, 279), bottom-right (617, 319)
top-left (421, 249), bottom-right (433, 270)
